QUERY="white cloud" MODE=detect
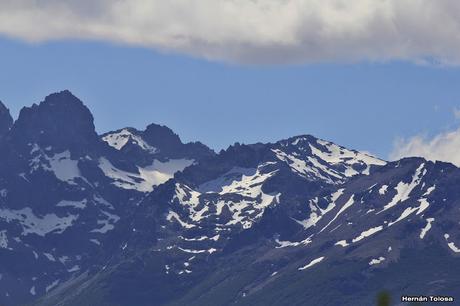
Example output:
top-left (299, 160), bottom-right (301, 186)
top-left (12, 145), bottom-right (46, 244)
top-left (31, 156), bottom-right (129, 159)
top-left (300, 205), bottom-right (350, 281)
top-left (1, 0), bottom-right (460, 64)
top-left (453, 107), bottom-right (460, 119)
top-left (390, 128), bottom-right (460, 166)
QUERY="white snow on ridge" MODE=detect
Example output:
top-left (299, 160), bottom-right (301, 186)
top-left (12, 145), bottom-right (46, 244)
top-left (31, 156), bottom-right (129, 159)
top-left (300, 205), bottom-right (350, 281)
top-left (140, 159), bottom-right (194, 187)
top-left (45, 280), bottom-right (60, 293)
top-left (295, 189), bottom-right (344, 230)
top-left (328, 189), bottom-right (344, 208)
top-left (103, 130), bottom-right (131, 150)
top-left (420, 218), bottom-right (434, 239)
top-left (444, 233), bottom-right (460, 253)
top-left (174, 166), bottom-right (280, 230)
top-left (416, 198), bottom-right (430, 215)
top-left (175, 184), bottom-right (201, 207)
top-left (275, 237), bottom-right (312, 248)
top-left (369, 257), bottom-right (385, 266)
top-left (30, 149), bottom-right (84, 185)
top-left (320, 195), bottom-right (355, 233)
top-left (198, 167), bottom-right (257, 194)
top-left (179, 235), bottom-right (220, 242)
top-left (379, 163), bottom-right (425, 213)
top-left (272, 149), bottom-right (337, 184)
top-left (307, 156), bottom-right (343, 179)
top-left (298, 256), bottom-right (325, 271)
top-left (177, 247), bottom-right (216, 254)
top-left (310, 140), bottom-right (386, 177)
top-left (387, 197), bottom-right (432, 227)
top-left (379, 185), bottom-right (388, 195)
top-left (352, 226), bottom-right (383, 243)
top-left (423, 185), bottom-right (436, 196)
top-left (46, 151), bottom-right (82, 184)
top-left (90, 239), bottom-right (101, 245)
top-left (335, 240), bottom-right (349, 247)
top-left (198, 167), bottom-right (276, 199)
top-left (90, 210), bottom-right (120, 234)
top-left (102, 129), bottom-right (158, 153)
top-left (98, 157), bottom-right (193, 192)
top-left (448, 243), bottom-right (460, 253)
top-left (387, 206), bottom-right (419, 227)
top-left (167, 211), bottom-right (196, 229)
top-left (43, 253), bottom-right (56, 262)
top-left (68, 265), bottom-right (80, 273)
top-left (0, 207), bottom-right (78, 236)
top-left (294, 209), bottom-right (321, 230)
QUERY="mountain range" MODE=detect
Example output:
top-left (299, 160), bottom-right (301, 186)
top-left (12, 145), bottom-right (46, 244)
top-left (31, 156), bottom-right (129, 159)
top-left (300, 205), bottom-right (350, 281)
top-left (0, 91), bottom-right (458, 306)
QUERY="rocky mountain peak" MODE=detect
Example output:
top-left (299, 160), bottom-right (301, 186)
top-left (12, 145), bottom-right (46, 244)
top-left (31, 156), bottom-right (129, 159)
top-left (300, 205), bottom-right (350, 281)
top-left (0, 100), bottom-right (13, 139)
top-left (9, 90), bottom-right (99, 153)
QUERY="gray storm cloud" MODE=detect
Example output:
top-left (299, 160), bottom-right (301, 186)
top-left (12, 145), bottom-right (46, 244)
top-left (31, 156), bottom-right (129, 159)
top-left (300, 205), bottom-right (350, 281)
top-left (1, 0), bottom-right (460, 64)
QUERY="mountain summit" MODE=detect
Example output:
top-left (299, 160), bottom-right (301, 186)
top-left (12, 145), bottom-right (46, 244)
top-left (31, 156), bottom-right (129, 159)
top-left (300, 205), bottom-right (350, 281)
top-left (9, 90), bottom-right (99, 153)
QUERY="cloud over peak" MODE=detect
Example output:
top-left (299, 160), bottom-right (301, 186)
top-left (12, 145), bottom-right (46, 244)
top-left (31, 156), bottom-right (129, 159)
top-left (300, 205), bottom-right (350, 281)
top-left (390, 128), bottom-right (460, 167)
top-left (1, 0), bottom-right (460, 64)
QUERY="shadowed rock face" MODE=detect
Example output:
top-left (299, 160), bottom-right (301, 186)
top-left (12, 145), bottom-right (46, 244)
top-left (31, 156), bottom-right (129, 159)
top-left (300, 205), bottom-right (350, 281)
top-left (0, 100), bottom-right (13, 140)
top-left (144, 123), bottom-right (183, 151)
top-left (9, 90), bottom-right (100, 154)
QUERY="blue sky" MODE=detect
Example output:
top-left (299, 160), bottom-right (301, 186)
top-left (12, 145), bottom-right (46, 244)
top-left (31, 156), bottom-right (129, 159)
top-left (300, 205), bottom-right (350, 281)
top-left (1, 1), bottom-right (460, 163)
top-left (1, 36), bottom-right (460, 159)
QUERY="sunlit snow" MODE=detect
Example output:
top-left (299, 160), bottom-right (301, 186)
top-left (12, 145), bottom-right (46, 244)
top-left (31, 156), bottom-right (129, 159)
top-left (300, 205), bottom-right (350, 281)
top-left (298, 256), bottom-right (325, 271)
top-left (420, 218), bottom-right (434, 239)
top-left (102, 129), bottom-right (158, 153)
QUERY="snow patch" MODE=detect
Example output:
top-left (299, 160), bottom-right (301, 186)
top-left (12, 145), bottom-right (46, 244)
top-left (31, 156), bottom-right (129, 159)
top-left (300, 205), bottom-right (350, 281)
top-left (0, 207), bottom-right (78, 236)
top-left (379, 163), bottom-right (425, 213)
top-left (420, 218), bottom-right (435, 239)
top-left (298, 256), bottom-right (325, 271)
top-left (177, 247), bottom-right (216, 254)
top-left (102, 129), bottom-right (158, 153)
top-left (352, 226), bottom-right (383, 243)
top-left (388, 206), bottom-right (419, 227)
top-left (423, 185), bottom-right (436, 196)
top-left (296, 189), bottom-right (344, 230)
top-left (275, 237), bottom-right (312, 248)
top-left (320, 195), bottom-right (354, 233)
top-left (369, 257), bottom-right (385, 265)
top-left (30, 150), bottom-right (84, 185)
top-left (46, 280), bottom-right (60, 293)
top-left (167, 211), bottom-right (195, 229)
top-left (379, 185), bottom-right (388, 195)
top-left (43, 253), bottom-right (56, 262)
top-left (444, 233), bottom-right (460, 253)
top-left (335, 240), bottom-right (349, 247)
top-left (272, 149), bottom-right (337, 184)
top-left (90, 239), bottom-right (101, 245)
top-left (90, 211), bottom-right (120, 234)
top-left (67, 265), bottom-right (80, 272)
top-left (99, 157), bottom-right (193, 192)
top-left (309, 140), bottom-right (385, 177)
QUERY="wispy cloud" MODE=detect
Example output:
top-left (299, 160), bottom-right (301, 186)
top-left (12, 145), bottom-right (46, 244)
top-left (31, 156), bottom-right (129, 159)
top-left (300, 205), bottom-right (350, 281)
top-left (1, 1), bottom-right (460, 64)
top-left (390, 128), bottom-right (460, 166)
top-left (453, 107), bottom-right (460, 119)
